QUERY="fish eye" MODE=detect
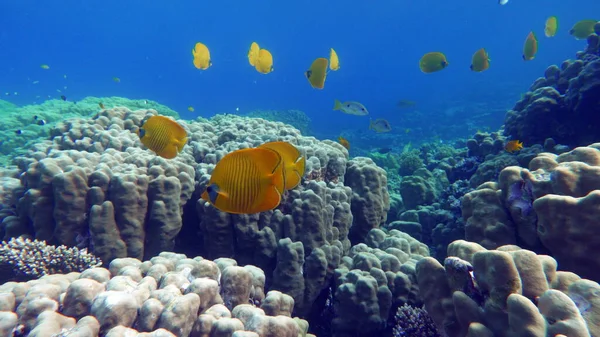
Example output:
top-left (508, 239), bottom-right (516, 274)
top-left (207, 185), bottom-right (214, 193)
top-left (361, 108), bottom-right (365, 111)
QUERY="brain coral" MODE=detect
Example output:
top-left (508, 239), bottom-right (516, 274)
top-left (0, 106), bottom-right (390, 319)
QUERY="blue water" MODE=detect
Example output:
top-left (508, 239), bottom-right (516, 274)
top-left (0, 0), bottom-right (597, 144)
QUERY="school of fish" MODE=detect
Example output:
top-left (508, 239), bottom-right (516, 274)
top-left (30, 14), bottom-right (596, 215)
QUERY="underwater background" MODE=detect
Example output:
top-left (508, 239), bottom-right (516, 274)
top-left (1, 1), bottom-right (600, 337)
top-left (1, 0), bottom-right (597, 145)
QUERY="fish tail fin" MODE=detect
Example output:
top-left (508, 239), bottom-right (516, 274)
top-left (333, 99), bottom-right (342, 111)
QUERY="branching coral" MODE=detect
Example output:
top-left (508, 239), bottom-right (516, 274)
top-left (393, 304), bottom-right (441, 337)
top-left (0, 237), bottom-right (102, 282)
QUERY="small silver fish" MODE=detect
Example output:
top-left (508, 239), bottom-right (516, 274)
top-left (499, 0), bottom-right (508, 4)
top-left (369, 118), bottom-right (392, 133)
top-left (333, 99), bottom-right (369, 116)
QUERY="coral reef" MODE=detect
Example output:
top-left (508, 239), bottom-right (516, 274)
top-left (333, 228), bottom-right (429, 337)
top-left (393, 304), bottom-right (441, 337)
top-left (466, 131), bottom-right (504, 158)
top-left (0, 106), bottom-right (391, 323)
top-left (504, 37), bottom-right (600, 147)
top-left (0, 237), bottom-right (102, 283)
top-left (462, 143), bottom-right (600, 281)
top-left (245, 109), bottom-right (312, 136)
top-left (0, 97), bottom-right (179, 164)
top-left (416, 239), bottom-right (599, 337)
top-left (2, 39), bottom-right (600, 337)
top-left (397, 150), bottom-right (424, 176)
top-left (0, 251), bottom-right (314, 337)
top-left (399, 168), bottom-right (448, 210)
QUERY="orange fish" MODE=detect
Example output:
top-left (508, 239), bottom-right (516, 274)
top-left (138, 115), bottom-right (188, 159)
top-left (338, 136), bottom-right (350, 150)
top-left (201, 148), bottom-right (285, 214)
top-left (505, 140), bottom-right (523, 153)
top-left (258, 141), bottom-right (305, 190)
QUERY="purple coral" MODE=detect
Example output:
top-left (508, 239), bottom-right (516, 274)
top-left (393, 304), bottom-right (441, 337)
top-left (507, 179), bottom-right (535, 217)
top-left (450, 156), bottom-right (481, 182)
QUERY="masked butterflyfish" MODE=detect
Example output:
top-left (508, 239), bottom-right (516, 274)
top-left (419, 52), bottom-right (449, 73)
top-left (569, 20), bottom-right (598, 40)
top-left (522, 31), bottom-right (538, 61)
top-left (192, 42), bottom-right (212, 70)
top-left (329, 48), bottom-right (340, 71)
top-left (254, 49), bottom-right (274, 74)
top-left (333, 99), bottom-right (369, 116)
top-left (470, 48), bottom-right (490, 72)
top-left (305, 57), bottom-right (329, 89)
top-left (258, 141), bottom-right (305, 190)
top-left (248, 42), bottom-right (260, 66)
top-left (545, 16), bottom-right (558, 37)
top-left (138, 115), bottom-right (188, 159)
top-left (201, 148), bottom-right (285, 214)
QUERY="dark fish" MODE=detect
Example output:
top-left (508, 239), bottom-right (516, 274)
top-left (37, 119), bottom-right (46, 126)
top-left (60, 95), bottom-right (66, 101)
top-left (33, 115), bottom-right (39, 120)
top-left (397, 100), bottom-right (416, 108)
top-left (377, 147), bottom-right (392, 154)
top-left (369, 118), bottom-right (392, 133)
top-left (15, 130), bottom-right (22, 135)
